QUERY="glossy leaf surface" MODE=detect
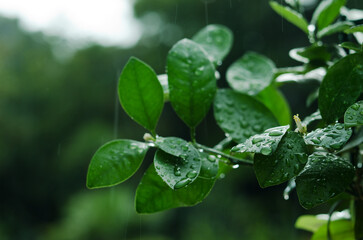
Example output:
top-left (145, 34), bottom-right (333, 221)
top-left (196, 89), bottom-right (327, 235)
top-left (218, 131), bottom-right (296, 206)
top-left (311, 0), bottom-right (346, 30)
top-left (167, 39), bottom-right (216, 128)
top-left (118, 57), bottom-right (164, 132)
top-left (214, 89), bottom-right (279, 143)
top-left (254, 131), bottom-right (308, 188)
top-left (87, 140), bottom-right (148, 189)
top-left (344, 101), bottom-right (363, 127)
top-left (317, 21), bottom-right (353, 39)
top-left (226, 52), bottom-right (275, 95)
top-left (199, 152), bottom-right (219, 179)
top-left (296, 152), bottom-right (354, 209)
top-left (344, 24), bottom-right (363, 34)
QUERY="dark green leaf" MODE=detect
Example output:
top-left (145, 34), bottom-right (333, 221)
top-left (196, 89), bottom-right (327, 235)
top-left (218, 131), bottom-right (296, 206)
top-left (304, 123), bottom-right (352, 150)
top-left (135, 164), bottom-right (215, 213)
top-left (295, 215), bottom-right (327, 232)
top-left (154, 138), bottom-right (201, 189)
top-left (312, 220), bottom-right (354, 240)
top-left (231, 125), bottom-right (290, 155)
top-left (318, 53), bottom-right (363, 123)
top-left (167, 39), bottom-right (216, 128)
top-left (338, 127), bottom-right (363, 153)
top-left (192, 24), bottom-right (233, 66)
top-left (317, 21), bottom-right (353, 39)
top-left (339, 42), bottom-right (362, 52)
top-left (296, 152), bottom-right (355, 209)
top-left (226, 52), bottom-right (275, 95)
top-left (311, 0), bottom-right (346, 30)
top-left (344, 101), bottom-right (363, 127)
top-left (214, 89), bottom-right (279, 143)
top-left (344, 24), bottom-right (363, 34)
top-left (87, 140), bottom-right (148, 189)
top-left (302, 110), bottom-right (322, 127)
top-left (118, 57), bottom-right (164, 132)
top-left (254, 131), bottom-right (308, 188)
top-left (255, 86), bottom-right (291, 125)
top-left (199, 152), bottom-right (219, 179)
top-left (269, 1), bottom-right (309, 34)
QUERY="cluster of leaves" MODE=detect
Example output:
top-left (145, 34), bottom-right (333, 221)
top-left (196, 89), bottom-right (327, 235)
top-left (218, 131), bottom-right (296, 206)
top-left (86, 0), bottom-right (363, 239)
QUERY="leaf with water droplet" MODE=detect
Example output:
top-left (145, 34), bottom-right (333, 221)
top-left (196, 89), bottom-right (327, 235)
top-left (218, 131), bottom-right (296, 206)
top-left (311, 0), bottom-right (347, 31)
top-left (304, 123), bottom-right (352, 150)
top-left (118, 57), bottom-right (164, 132)
top-left (319, 53), bottom-right (363, 123)
top-left (192, 24), bottom-right (233, 66)
top-left (231, 125), bottom-right (289, 155)
top-left (135, 163), bottom-right (216, 213)
top-left (254, 131), bottom-right (308, 188)
top-left (167, 38), bottom-right (216, 128)
top-left (301, 110), bottom-right (322, 127)
top-left (87, 140), bottom-right (148, 189)
top-left (296, 152), bottom-right (354, 209)
top-left (226, 52), bottom-right (276, 96)
top-left (344, 100), bottom-right (363, 127)
top-left (214, 89), bottom-right (279, 143)
top-left (198, 152), bottom-right (219, 179)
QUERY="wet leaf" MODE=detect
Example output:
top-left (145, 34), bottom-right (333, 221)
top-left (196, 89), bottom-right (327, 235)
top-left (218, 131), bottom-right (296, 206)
top-left (157, 74), bottom-right (169, 102)
top-left (311, 0), bottom-right (346, 30)
top-left (304, 123), bottom-right (352, 150)
top-left (296, 152), bottom-right (354, 209)
top-left (318, 53), bottom-right (363, 124)
top-left (317, 21), bottom-right (353, 39)
top-left (192, 24), bottom-right (233, 66)
top-left (269, 1), bottom-right (309, 34)
top-left (254, 131), bottom-right (308, 188)
top-left (339, 42), bottom-right (362, 52)
top-left (135, 164), bottom-right (215, 213)
top-left (214, 89), bottom-right (279, 143)
top-left (87, 140), bottom-right (148, 189)
top-left (344, 24), bottom-right (363, 34)
top-left (302, 110), bottom-right (322, 127)
top-left (289, 46), bottom-right (332, 63)
top-left (167, 39), bottom-right (216, 128)
top-left (199, 152), bottom-right (219, 179)
top-left (118, 57), bottom-right (164, 132)
top-left (226, 52), bottom-right (275, 95)
top-left (344, 101), bottom-right (363, 127)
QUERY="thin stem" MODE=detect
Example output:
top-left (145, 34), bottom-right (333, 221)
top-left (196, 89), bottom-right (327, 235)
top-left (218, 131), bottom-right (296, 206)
top-left (190, 127), bottom-right (196, 143)
top-left (193, 143), bottom-right (253, 166)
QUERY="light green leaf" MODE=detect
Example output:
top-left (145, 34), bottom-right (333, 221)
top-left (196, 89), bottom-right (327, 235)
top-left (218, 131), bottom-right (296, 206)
top-left (254, 131), bottom-right (308, 188)
top-left (231, 125), bottom-right (290, 155)
top-left (269, 1), bottom-right (309, 34)
top-left (317, 21), bottom-right (353, 39)
top-left (312, 220), bottom-right (354, 240)
top-left (296, 152), bottom-right (354, 209)
top-left (118, 57), bottom-right (164, 132)
top-left (344, 101), bottom-right (363, 127)
top-left (344, 24), bottom-right (363, 34)
top-left (311, 0), bottom-right (346, 30)
top-left (255, 86), bottom-right (291, 125)
top-left (295, 215), bottom-right (327, 232)
top-left (135, 164), bottom-right (215, 213)
top-left (339, 42), bottom-right (362, 52)
top-left (318, 53), bottom-right (363, 124)
top-left (304, 123), bottom-right (352, 150)
top-left (87, 140), bottom-right (148, 189)
top-left (192, 24), bottom-right (233, 66)
top-left (154, 137), bottom-right (201, 189)
top-left (167, 39), bottom-right (216, 128)
top-left (214, 89), bottom-right (279, 143)
top-left (157, 74), bottom-right (169, 102)
top-left (226, 52), bottom-right (276, 95)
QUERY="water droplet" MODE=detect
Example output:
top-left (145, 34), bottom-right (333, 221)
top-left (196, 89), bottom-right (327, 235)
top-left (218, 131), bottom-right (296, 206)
top-left (269, 131), bottom-right (283, 136)
top-left (180, 154), bottom-right (188, 159)
top-left (193, 157), bottom-right (201, 162)
top-left (240, 122), bottom-right (248, 128)
top-left (330, 142), bottom-right (341, 150)
top-left (261, 146), bottom-right (272, 155)
top-left (232, 164), bottom-right (239, 169)
top-left (208, 155), bottom-right (216, 162)
top-left (170, 145), bottom-right (176, 149)
top-left (182, 145), bottom-right (189, 151)
top-left (287, 143), bottom-right (293, 149)
top-left (295, 153), bottom-right (307, 164)
top-left (219, 173), bottom-right (226, 179)
top-left (253, 125), bottom-right (262, 132)
top-left (311, 138), bottom-right (321, 144)
top-left (360, 110), bottom-right (363, 115)
top-left (174, 178), bottom-right (191, 189)
top-left (252, 137), bottom-right (264, 144)
top-left (186, 170), bottom-right (198, 179)
top-left (351, 103), bottom-right (360, 111)
top-left (347, 115), bottom-right (354, 120)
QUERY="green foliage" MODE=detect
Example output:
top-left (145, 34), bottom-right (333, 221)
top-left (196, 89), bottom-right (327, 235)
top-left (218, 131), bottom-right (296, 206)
top-left (344, 101), bottom-right (363, 127)
top-left (311, 0), bottom-right (346, 30)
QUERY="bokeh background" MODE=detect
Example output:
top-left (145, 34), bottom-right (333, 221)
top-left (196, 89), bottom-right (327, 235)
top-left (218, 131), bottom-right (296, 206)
top-left (1, 0), bottom-right (362, 239)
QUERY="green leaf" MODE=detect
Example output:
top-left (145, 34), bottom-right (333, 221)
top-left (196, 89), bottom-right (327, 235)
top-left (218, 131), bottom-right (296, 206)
top-left (269, 1), bottom-right (309, 34)
top-left (254, 131), bottom-right (308, 188)
top-left (302, 110), bottom-right (322, 127)
top-left (295, 215), bottom-right (327, 232)
top-left (296, 152), bottom-right (355, 209)
top-left (214, 89), bottom-right (279, 143)
top-left (192, 24), bottom-right (233, 66)
top-left (118, 57), bottom-right (164, 132)
top-left (255, 86), bottom-right (291, 125)
top-left (154, 137), bottom-right (201, 189)
top-left (167, 39), bottom-right (216, 128)
top-left (311, 0), bottom-right (346, 30)
top-left (344, 101), bottom-right (363, 127)
top-left (338, 127), bottom-right (363, 153)
top-left (318, 53), bottom-right (363, 124)
top-left (231, 125), bottom-right (290, 155)
top-left (157, 74), bottom-right (169, 102)
top-left (135, 164), bottom-right (215, 213)
top-left (87, 140), bottom-right (148, 189)
top-left (199, 152), bottom-right (219, 179)
top-left (339, 42), bottom-right (362, 52)
top-left (226, 52), bottom-right (276, 95)
top-left (311, 220), bottom-right (354, 240)
top-left (344, 24), bottom-right (363, 34)
top-left (317, 21), bottom-right (353, 39)
top-left (289, 46), bottom-right (332, 63)
top-left (304, 123), bottom-right (352, 150)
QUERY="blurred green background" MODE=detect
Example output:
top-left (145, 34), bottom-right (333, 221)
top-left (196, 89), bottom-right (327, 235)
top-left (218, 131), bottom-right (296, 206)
top-left (1, 0), bottom-right (362, 239)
